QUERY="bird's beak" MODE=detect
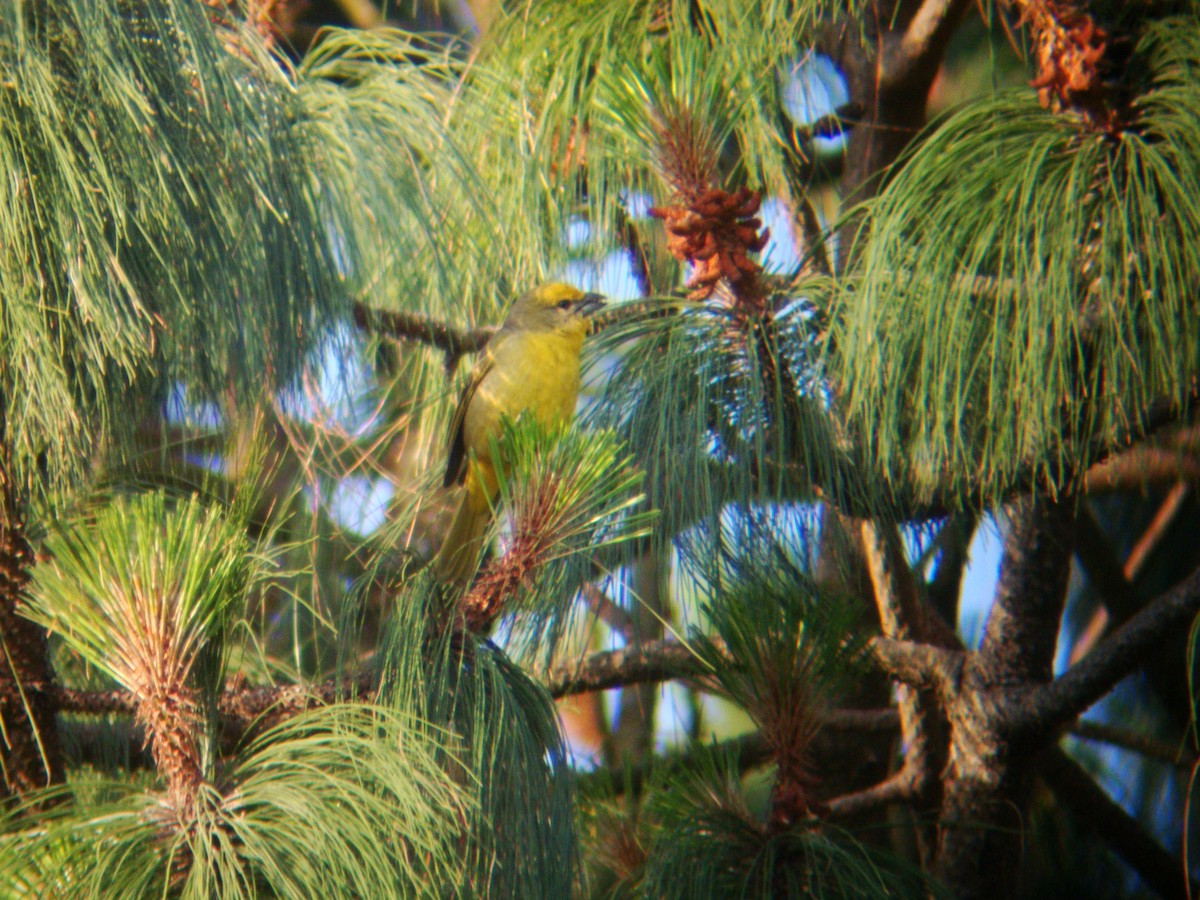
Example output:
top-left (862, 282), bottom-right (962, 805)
top-left (574, 292), bottom-right (606, 317)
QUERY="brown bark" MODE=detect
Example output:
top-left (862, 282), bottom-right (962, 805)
top-left (0, 475), bottom-right (63, 798)
top-left (832, 0), bottom-right (974, 267)
top-left (933, 496), bottom-right (1076, 898)
top-left (861, 521), bottom-right (953, 861)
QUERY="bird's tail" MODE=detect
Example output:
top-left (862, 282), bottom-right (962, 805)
top-left (432, 483), bottom-right (492, 589)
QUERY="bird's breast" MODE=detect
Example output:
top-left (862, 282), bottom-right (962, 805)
top-left (463, 330), bottom-right (584, 459)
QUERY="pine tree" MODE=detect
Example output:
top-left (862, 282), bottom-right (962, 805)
top-left (1, 1), bottom-right (1199, 897)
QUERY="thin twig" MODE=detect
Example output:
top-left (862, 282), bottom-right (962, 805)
top-left (1127, 482), bottom-right (1191, 581)
top-left (792, 101), bottom-right (865, 142)
top-left (1071, 505), bottom-right (1144, 663)
top-left (581, 584), bottom-right (635, 642)
top-left (1069, 720), bottom-right (1195, 770)
top-left (793, 191), bottom-right (833, 278)
top-left (614, 204), bottom-right (654, 297)
top-left (1070, 484), bottom-right (1189, 663)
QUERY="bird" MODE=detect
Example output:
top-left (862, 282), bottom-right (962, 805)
top-left (432, 282), bottom-right (605, 588)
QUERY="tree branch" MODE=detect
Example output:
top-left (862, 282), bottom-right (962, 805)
top-left (43, 636), bottom-right (719, 737)
top-left (824, 770), bottom-right (914, 819)
top-left (978, 495), bottom-right (1075, 686)
top-left (868, 635), bottom-right (960, 690)
top-left (888, 0), bottom-right (976, 88)
top-left (546, 637), bottom-right (711, 698)
top-left (818, 386), bottom-right (1200, 523)
top-left (1039, 745), bottom-right (1194, 900)
top-left (1085, 447), bottom-right (1200, 493)
top-left (927, 511), bottom-right (978, 627)
top-left (1069, 720), bottom-right (1195, 771)
top-left (352, 301), bottom-right (494, 362)
top-left (48, 673), bottom-right (378, 747)
top-left (1018, 563), bottom-right (1200, 738)
top-left (861, 519), bottom-right (953, 858)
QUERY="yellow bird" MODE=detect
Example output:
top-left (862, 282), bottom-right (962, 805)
top-left (433, 283), bottom-right (605, 587)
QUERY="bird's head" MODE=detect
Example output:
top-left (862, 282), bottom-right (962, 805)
top-left (501, 282), bottom-right (606, 337)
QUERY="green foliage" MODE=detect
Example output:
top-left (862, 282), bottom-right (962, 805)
top-left (593, 24), bottom-right (742, 192)
top-left (0, 706), bottom-right (472, 898)
top-left (378, 591), bottom-right (578, 897)
top-left (24, 491), bottom-right (258, 703)
top-left (0, 0), bottom-right (347, 503)
top-left (7, 0), bottom-right (1198, 896)
top-left (690, 546), bottom-right (867, 747)
top-left (834, 18), bottom-right (1200, 506)
top-left (587, 295), bottom-right (870, 572)
top-left (458, 0), bottom-right (857, 280)
top-left (297, 29), bottom-right (501, 319)
top-left (487, 415), bottom-right (654, 659)
top-left (637, 750), bottom-right (937, 899)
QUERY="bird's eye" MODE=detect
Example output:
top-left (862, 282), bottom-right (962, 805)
top-left (556, 300), bottom-right (573, 310)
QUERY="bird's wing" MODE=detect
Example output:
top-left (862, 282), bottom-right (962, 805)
top-left (442, 348), bottom-right (496, 488)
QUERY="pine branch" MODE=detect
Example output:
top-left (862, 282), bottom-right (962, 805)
top-left (216, 672), bottom-right (377, 736)
top-left (1017, 563), bottom-right (1200, 739)
top-left (824, 770), bottom-right (914, 819)
top-left (978, 496), bottom-right (1076, 685)
top-left (581, 584), bottom-right (635, 643)
top-left (1039, 745), bottom-right (1194, 900)
top-left (46, 673), bottom-right (378, 746)
top-left (867, 636), bottom-right (960, 690)
top-left (815, 386), bottom-right (1199, 522)
top-left (44, 636), bottom-right (721, 734)
top-left (546, 637), bottom-right (713, 698)
top-left (1085, 447), bottom-right (1200, 493)
top-left (861, 520), bottom-right (952, 858)
top-left (1069, 720), bottom-right (1195, 770)
top-left (352, 301), bottom-right (495, 363)
top-left (888, 0), bottom-right (977, 88)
